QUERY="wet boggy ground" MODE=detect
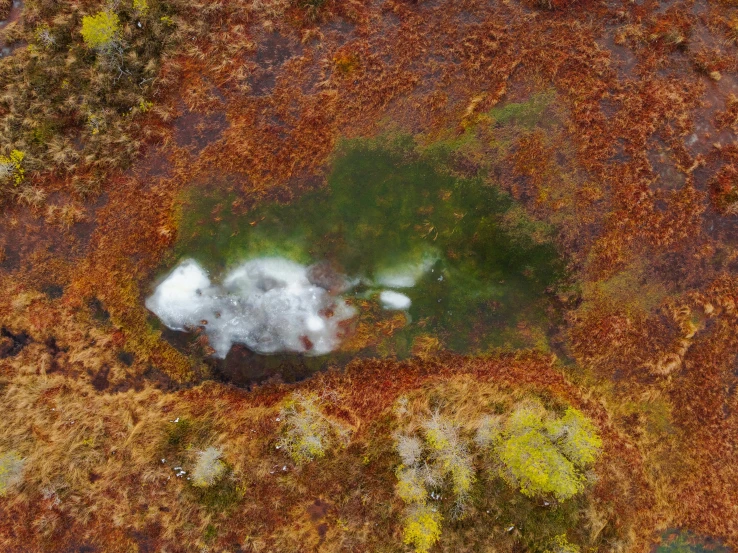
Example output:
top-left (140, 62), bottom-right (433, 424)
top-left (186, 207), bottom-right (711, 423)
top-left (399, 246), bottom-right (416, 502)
top-left (2, 0), bottom-right (738, 549)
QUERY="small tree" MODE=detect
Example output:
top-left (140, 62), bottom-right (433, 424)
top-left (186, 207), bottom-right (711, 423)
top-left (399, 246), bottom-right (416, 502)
top-left (191, 447), bottom-right (226, 488)
top-left (80, 11), bottom-right (120, 51)
top-left (0, 451), bottom-right (24, 496)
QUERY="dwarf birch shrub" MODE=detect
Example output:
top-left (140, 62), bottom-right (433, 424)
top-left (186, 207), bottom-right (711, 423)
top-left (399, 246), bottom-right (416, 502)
top-left (396, 434), bottom-right (423, 467)
top-left (191, 447), bottom-right (226, 488)
top-left (545, 408), bottom-right (602, 468)
top-left (277, 392), bottom-right (351, 465)
top-left (81, 11), bottom-right (121, 51)
top-left (396, 467), bottom-right (428, 504)
top-left (546, 534), bottom-right (581, 553)
top-left (422, 413), bottom-right (475, 501)
top-left (0, 451), bottom-right (25, 496)
top-left (0, 150), bottom-right (25, 186)
top-left (394, 413), bottom-right (475, 552)
top-left (492, 402), bottom-right (601, 501)
top-left (403, 503), bottom-right (442, 553)
top-left (474, 414), bottom-right (503, 448)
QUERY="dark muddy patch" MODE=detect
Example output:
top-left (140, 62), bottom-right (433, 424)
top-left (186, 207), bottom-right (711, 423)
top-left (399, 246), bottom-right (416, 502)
top-left (0, 327), bottom-right (30, 358)
top-left (118, 351), bottom-right (135, 366)
top-left (127, 524), bottom-right (162, 553)
top-left (0, 0), bottom-right (21, 30)
top-left (212, 344), bottom-right (351, 387)
top-left (173, 111), bottom-right (229, 153)
top-left (43, 284), bottom-right (64, 299)
top-left (249, 31), bottom-right (303, 96)
top-left (91, 366), bottom-right (110, 391)
top-left (0, 0), bottom-right (24, 57)
top-left (107, 366), bottom-right (179, 394)
top-left (308, 498), bottom-right (332, 520)
top-left (599, 31), bottom-right (638, 82)
top-left (88, 297), bottom-right (111, 324)
top-left (0, 194), bottom-right (102, 275)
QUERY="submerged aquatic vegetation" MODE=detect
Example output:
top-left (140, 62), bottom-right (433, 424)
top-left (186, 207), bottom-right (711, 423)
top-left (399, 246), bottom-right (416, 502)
top-left (171, 138), bottom-right (565, 356)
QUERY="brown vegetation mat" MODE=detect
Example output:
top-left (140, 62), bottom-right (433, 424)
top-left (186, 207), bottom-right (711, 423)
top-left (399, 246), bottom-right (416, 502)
top-left (0, 319), bottom-right (653, 552)
top-left (2, 0), bottom-right (738, 549)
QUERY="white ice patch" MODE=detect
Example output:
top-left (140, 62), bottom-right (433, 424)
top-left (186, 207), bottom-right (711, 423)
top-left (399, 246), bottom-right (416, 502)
top-left (379, 290), bottom-right (412, 310)
top-left (144, 259), bottom-right (216, 331)
top-left (375, 253), bottom-right (438, 288)
top-left (146, 257), bottom-right (356, 358)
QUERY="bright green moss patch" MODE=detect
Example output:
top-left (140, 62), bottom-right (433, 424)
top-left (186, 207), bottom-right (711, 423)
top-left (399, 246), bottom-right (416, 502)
top-left (489, 90), bottom-right (556, 129)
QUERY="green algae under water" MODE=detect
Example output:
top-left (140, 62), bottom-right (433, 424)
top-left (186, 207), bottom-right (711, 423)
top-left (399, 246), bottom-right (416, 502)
top-left (654, 530), bottom-right (730, 553)
top-left (171, 137), bottom-right (566, 365)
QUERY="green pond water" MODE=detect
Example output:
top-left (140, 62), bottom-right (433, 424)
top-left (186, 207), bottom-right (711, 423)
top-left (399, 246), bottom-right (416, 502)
top-left (655, 531), bottom-right (730, 553)
top-left (167, 137), bottom-right (565, 375)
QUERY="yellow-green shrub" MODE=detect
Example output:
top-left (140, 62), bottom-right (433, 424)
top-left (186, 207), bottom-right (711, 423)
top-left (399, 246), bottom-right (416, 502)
top-left (133, 0), bottom-right (149, 14)
top-left (494, 402), bottom-right (601, 501)
top-left (497, 428), bottom-right (584, 501)
top-left (546, 408), bottom-right (602, 468)
top-left (403, 504), bottom-right (442, 553)
top-left (0, 150), bottom-right (25, 186)
top-left (545, 534), bottom-right (581, 553)
top-left (396, 467), bottom-right (428, 504)
top-left (80, 11), bottom-right (120, 50)
top-left (277, 393), bottom-right (351, 465)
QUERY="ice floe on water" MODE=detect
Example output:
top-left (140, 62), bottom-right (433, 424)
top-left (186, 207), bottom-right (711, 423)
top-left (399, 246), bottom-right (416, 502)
top-left (374, 252), bottom-right (438, 288)
top-left (379, 290), bottom-right (412, 310)
top-left (146, 257), bottom-right (356, 358)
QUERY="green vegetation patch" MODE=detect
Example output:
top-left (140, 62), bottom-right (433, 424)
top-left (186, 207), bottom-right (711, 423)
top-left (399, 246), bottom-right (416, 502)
top-left (173, 137), bottom-right (566, 356)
